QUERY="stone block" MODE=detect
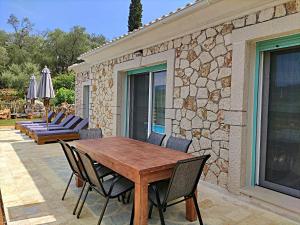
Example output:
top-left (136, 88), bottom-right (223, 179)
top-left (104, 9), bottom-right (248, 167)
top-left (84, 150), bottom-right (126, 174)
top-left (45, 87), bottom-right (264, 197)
top-left (275, 4), bottom-right (287, 17)
top-left (180, 117), bottom-right (192, 130)
top-left (211, 44), bottom-right (227, 58)
top-left (199, 52), bottom-right (213, 64)
top-left (206, 28), bottom-right (217, 38)
top-left (233, 17), bottom-right (245, 28)
top-left (197, 88), bottom-right (208, 99)
top-left (258, 7), bottom-right (274, 22)
top-left (246, 13), bottom-right (257, 25)
top-left (197, 31), bottom-right (206, 44)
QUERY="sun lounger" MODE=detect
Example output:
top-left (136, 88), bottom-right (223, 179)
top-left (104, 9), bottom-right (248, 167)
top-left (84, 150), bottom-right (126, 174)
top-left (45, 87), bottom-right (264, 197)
top-left (34, 118), bottom-right (89, 145)
top-left (27, 115), bottom-right (75, 137)
top-left (20, 111), bottom-right (65, 133)
top-left (15, 111), bottom-right (55, 130)
top-left (28, 116), bottom-right (81, 138)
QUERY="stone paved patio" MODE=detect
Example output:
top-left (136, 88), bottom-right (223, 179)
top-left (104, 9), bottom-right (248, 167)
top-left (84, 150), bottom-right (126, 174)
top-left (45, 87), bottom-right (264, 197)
top-left (0, 128), bottom-right (298, 225)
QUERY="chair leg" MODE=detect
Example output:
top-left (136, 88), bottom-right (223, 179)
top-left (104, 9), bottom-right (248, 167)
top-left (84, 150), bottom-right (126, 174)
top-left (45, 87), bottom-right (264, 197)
top-left (126, 190), bottom-right (132, 204)
top-left (148, 202), bottom-right (153, 219)
top-left (73, 181), bottom-right (86, 215)
top-left (155, 193), bottom-right (165, 225)
top-left (97, 196), bottom-right (110, 225)
top-left (192, 194), bottom-right (203, 225)
top-left (129, 201), bottom-right (134, 225)
top-left (62, 172), bottom-right (74, 200)
top-left (77, 184), bottom-right (90, 219)
top-left (157, 206), bottom-right (166, 225)
top-left (122, 193), bottom-right (126, 204)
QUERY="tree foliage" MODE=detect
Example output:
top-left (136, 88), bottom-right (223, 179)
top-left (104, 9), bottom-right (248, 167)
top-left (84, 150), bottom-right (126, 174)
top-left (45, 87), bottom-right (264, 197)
top-left (0, 62), bottom-right (40, 97)
top-left (128, 0), bottom-right (143, 32)
top-left (0, 14), bottom-right (107, 99)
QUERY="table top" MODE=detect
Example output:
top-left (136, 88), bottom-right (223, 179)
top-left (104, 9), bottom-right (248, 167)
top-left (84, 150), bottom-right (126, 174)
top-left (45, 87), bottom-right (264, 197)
top-left (75, 137), bottom-right (193, 181)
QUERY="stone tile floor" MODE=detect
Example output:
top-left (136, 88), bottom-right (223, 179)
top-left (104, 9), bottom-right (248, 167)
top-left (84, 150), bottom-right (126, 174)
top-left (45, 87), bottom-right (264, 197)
top-left (0, 128), bottom-right (299, 225)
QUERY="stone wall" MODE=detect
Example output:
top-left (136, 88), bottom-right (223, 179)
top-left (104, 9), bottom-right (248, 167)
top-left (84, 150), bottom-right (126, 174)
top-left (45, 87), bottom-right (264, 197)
top-left (89, 61), bottom-right (115, 136)
top-left (75, 70), bottom-right (90, 118)
top-left (74, 0), bottom-right (300, 189)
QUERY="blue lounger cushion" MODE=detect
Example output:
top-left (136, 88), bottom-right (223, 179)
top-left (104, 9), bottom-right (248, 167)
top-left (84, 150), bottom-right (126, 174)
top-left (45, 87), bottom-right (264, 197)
top-left (35, 129), bottom-right (79, 136)
top-left (23, 111), bottom-right (65, 128)
top-left (28, 115), bottom-right (75, 132)
top-left (30, 116), bottom-right (81, 132)
top-left (35, 118), bottom-right (89, 136)
top-left (16, 111), bottom-right (55, 124)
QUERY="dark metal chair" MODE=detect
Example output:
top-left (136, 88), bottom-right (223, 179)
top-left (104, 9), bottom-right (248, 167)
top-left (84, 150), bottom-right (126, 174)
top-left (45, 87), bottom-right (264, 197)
top-left (58, 140), bottom-right (87, 215)
top-left (79, 128), bottom-right (103, 139)
top-left (166, 136), bottom-right (192, 153)
top-left (78, 128), bottom-right (114, 183)
top-left (144, 155), bottom-right (211, 225)
top-left (147, 132), bottom-right (166, 146)
top-left (59, 140), bottom-right (112, 215)
top-left (74, 147), bottom-right (134, 225)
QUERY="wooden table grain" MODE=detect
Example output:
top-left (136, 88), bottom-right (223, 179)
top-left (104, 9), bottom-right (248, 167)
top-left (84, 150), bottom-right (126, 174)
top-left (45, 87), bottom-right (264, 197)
top-left (75, 137), bottom-right (197, 225)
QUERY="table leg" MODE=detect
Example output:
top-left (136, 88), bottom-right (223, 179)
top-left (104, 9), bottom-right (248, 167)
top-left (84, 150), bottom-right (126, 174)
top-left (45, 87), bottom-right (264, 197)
top-left (75, 177), bottom-right (83, 188)
top-left (186, 190), bottom-right (197, 221)
top-left (134, 180), bottom-right (148, 225)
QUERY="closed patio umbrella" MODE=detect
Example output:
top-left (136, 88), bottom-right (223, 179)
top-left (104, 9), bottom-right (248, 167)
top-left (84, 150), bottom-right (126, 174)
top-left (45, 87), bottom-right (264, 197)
top-left (37, 66), bottom-right (55, 129)
top-left (27, 74), bottom-right (37, 105)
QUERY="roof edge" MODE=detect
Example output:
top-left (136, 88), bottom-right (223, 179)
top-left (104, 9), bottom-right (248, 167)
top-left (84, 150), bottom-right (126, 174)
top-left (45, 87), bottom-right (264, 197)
top-left (78, 0), bottom-right (215, 60)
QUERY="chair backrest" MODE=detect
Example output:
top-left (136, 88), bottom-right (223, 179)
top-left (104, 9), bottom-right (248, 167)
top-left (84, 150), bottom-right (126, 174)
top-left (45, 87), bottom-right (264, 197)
top-left (147, 132), bottom-right (166, 146)
top-left (64, 116), bottom-right (82, 129)
top-left (75, 147), bottom-right (106, 195)
top-left (58, 140), bottom-right (83, 178)
top-left (166, 136), bottom-right (192, 153)
top-left (59, 115), bottom-right (74, 127)
top-left (164, 155), bottom-right (210, 204)
top-left (48, 111), bottom-right (55, 121)
top-left (79, 128), bottom-right (103, 140)
top-left (52, 111), bottom-right (65, 124)
top-left (73, 118), bottom-right (89, 132)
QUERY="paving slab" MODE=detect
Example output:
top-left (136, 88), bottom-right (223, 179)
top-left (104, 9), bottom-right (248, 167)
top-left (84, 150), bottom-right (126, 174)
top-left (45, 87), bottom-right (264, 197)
top-left (0, 128), bottom-right (298, 225)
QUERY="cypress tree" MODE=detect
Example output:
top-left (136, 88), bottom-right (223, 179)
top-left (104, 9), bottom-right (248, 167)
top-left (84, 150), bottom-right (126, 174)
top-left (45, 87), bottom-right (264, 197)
top-left (128, 0), bottom-right (143, 32)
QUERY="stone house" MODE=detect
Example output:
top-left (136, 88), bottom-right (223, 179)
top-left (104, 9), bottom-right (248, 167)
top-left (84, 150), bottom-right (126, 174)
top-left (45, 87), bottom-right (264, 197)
top-left (70, 0), bottom-right (300, 221)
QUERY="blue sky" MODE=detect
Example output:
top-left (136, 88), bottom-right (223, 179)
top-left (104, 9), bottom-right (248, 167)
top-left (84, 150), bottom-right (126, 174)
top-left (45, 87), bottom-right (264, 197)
top-left (0, 0), bottom-right (191, 40)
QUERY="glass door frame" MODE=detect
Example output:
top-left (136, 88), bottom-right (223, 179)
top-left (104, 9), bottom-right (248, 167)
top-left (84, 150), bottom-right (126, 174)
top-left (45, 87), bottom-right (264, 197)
top-left (252, 33), bottom-right (300, 191)
top-left (124, 64), bottom-right (167, 138)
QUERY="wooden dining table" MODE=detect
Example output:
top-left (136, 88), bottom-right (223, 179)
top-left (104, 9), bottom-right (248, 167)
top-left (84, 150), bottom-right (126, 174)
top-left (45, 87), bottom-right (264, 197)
top-left (75, 136), bottom-right (197, 225)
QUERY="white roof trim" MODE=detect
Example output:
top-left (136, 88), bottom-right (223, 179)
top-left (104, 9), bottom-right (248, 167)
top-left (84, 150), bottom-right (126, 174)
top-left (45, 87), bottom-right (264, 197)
top-left (72, 0), bottom-right (283, 67)
top-left (79, 0), bottom-right (211, 60)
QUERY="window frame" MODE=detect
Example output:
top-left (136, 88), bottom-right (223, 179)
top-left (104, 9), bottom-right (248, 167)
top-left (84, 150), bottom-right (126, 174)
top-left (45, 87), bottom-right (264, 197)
top-left (124, 64), bottom-right (167, 138)
top-left (252, 33), bottom-right (300, 186)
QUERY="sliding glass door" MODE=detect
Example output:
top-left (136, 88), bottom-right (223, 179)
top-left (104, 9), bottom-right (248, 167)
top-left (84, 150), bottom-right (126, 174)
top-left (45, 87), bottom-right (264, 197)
top-left (128, 73), bottom-right (149, 141)
top-left (259, 46), bottom-right (300, 198)
top-left (152, 71), bottom-right (166, 134)
top-left (128, 70), bottom-right (166, 141)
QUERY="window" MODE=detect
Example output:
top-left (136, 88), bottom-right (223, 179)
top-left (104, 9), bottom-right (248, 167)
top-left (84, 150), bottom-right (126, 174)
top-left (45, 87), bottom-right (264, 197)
top-left (126, 64), bottom-right (167, 141)
top-left (255, 34), bottom-right (300, 198)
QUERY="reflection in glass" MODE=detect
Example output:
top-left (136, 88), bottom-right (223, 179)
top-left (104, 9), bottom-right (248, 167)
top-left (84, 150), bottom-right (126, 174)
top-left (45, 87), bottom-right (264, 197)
top-left (129, 73), bottom-right (149, 141)
top-left (260, 47), bottom-right (300, 198)
top-left (152, 71), bottom-right (166, 134)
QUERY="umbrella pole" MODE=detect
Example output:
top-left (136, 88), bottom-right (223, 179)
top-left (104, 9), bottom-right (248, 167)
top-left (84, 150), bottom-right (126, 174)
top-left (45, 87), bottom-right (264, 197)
top-left (46, 108), bottom-right (49, 130)
top-left (44, 98), bottom-right (49, 130)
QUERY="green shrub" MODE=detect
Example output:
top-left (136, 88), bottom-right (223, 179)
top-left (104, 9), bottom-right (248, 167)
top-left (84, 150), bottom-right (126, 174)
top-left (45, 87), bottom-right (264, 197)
top-left (53, 72), bottom-right (75, 90)
top-left (54, 87), bottom-right (74, 105)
